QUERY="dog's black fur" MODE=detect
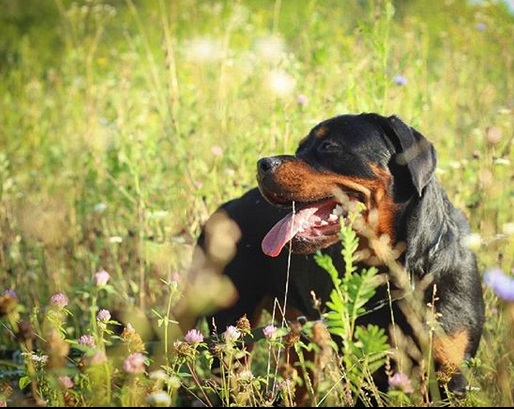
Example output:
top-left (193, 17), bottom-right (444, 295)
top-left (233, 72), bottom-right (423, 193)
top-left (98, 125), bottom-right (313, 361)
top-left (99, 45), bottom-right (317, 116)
top-left (178, 113), bottom-right (485, 404)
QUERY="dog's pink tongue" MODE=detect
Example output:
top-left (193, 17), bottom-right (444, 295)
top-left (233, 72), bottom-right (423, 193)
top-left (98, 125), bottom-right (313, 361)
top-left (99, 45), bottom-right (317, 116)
top-left (262, 206), bottom-right (318, 257)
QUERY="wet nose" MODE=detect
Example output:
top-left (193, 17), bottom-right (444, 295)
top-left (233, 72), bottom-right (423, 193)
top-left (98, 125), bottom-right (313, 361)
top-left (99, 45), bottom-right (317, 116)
top-left (257, 157), bottom-right (282, 175)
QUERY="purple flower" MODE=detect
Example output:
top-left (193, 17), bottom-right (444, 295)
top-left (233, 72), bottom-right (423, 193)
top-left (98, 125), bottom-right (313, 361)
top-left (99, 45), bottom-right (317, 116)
top-left (97, 309), bottom-right (111, 322)
top-left (78, 334), bottom-right (96, 347)
top-left (222, 325), bottom-right (241, 343)
top-left (297, 93), bottom-right (309, 106)
top-left (50, 293), bottom-right (69, 309)
top-left (388, 372), bottom-right (414, 393)
top-left (263, 324), bottom-right (278, 340)
top-left (476, 22), bottom-right (487, 32)
top-left (95, 270), bottom-right (110, 286)
top-left (184, 329), bottom-right (204, 344)
top-left (123, 352), bottom-right (147, 374)
top-left (89, 350), bottom-right (107, 366)
top-left (484, 267), bottom-right (514, 301)
top-left (393, 74), bottom-right (408, 86)
top-left (3, 289), bottom-right (17, 298)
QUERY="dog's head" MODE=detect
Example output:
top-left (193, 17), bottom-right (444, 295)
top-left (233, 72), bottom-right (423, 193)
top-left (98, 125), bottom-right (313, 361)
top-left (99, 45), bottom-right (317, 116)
top-left (257, 113), bottom-right (436, 257)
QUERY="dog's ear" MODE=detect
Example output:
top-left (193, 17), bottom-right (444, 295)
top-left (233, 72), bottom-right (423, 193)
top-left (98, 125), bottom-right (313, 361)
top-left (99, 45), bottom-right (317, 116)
top-left (382, 115), bottom-right (437, 197)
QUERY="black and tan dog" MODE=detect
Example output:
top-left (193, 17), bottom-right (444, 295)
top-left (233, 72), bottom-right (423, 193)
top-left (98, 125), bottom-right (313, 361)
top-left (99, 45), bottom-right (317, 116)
top-left (176, 113), bottom-right (485, 404)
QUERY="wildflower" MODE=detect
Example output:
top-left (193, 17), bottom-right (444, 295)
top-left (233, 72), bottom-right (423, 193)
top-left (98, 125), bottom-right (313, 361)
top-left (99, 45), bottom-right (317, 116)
top-left (17, 320), bottom-right (35, 342)
top-left (485, 126), bottom-right (502, 146)
top-left (167, 375), bottom-right (181, 390)
top-left (388, 372), bottom-right (414, 393)
top-left (184, 37), bottom-right (223, 63)
top-left (493, 157), bottom-right (510, 166)
top-left (462, 232), bottom-right (481, 250)
top-left (97, 309), bottom-right (111, 322)
top-left (237, 369), bottom-right (255, 382)
top-left (93, 203), bottom-right (107, 213)
top-left (173, 340), bottom-right (195, 358)
top-left (78, 334), bottom-right (96, 348)
top-left (211, 146), bottom-right (223, 157)
top-left (503, 222), bottom-right (514, 235)
top-left (22, 352), bottom-right (48, 364)
top-left (393, 74), bottom-right (408, 86)
top-left (121, 323), bottom-right (146, 353)
top-left (284, 321), bottom-right (302, 347)
top-left (254, 36), bottom-right (285, 62)
top-left (483, 267), bottom-right (514, 302)
top-left (3, 289), bottom-right (17, 298)
top-left (58, 376), bottom-right (74, 389)
top-left (50, 293), bottom-right (69, 309)
top-left (94, 269), bottom-right (110, 286)
top-left (224, 167), bottom-right (235, 177)
top-left (297, 93), bottom-right (309, 106)
top-left (236, 314), bottom-right (251, 334)
top-left (146, 390), bottom-right (172, 407)
top-left (45, 329), bottom-right (70, 369)
top-left (222, 325), bottom-right (241, 343)
top-left (0, 290), bottom-right (18, 317)
top-left (267, 69), bottom-right (296, 97)
top-left (123, 352), bottom-right (147, 374)
top-left (476, 22), bottom-right (487, 31)
top-left (184, 329), bottom-right (204, 345)
top-left (149, 369), bottom-right (168, 381)
top-left (83, 349), bottom-right (107, 366)
top-left (263, 324), bottom-right (278, 340)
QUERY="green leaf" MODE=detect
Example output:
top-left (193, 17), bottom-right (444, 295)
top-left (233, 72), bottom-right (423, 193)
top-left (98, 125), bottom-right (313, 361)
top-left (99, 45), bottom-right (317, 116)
top-left (19, 375), bottom-right (31, 390)
top-left (314, 252), bottom-right (341, 287)
top-left (346, 266), bottom-right (381, 319)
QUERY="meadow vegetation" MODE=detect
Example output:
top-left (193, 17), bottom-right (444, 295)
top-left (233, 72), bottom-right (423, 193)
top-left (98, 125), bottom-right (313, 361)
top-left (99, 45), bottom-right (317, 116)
top-left (0, 0), bottom-right (513, 406)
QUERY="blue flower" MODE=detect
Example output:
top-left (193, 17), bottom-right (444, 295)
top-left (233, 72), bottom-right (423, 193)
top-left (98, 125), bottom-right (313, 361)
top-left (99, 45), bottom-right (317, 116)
top-left (393, 75), bottom-right (408, 86)
top-left (483, 267), bottom-right (514, 301)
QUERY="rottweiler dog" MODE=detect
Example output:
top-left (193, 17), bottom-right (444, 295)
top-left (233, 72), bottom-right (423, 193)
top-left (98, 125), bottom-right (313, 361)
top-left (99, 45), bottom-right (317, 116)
top-left (176, 113), bottom-right (485, 405)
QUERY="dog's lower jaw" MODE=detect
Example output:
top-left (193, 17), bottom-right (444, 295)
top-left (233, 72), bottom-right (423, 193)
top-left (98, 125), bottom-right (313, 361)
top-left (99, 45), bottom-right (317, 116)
top-left (288, 234), bottom-right (341, 255)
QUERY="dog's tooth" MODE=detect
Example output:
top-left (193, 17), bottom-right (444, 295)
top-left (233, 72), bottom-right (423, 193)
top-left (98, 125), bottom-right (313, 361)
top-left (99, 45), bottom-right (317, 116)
top-left (328, 213), bottom-right (339, 222)
top-left (333, 205), bottom-right (344, 216)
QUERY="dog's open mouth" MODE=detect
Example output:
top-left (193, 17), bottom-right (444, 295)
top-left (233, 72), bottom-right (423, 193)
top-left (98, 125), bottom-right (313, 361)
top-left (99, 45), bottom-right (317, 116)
top-left (262, 199), bottom-right (347, 257)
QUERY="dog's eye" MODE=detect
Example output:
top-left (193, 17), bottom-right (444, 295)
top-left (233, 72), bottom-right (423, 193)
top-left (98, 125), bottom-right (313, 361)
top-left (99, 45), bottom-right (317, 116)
top-left (318, 140), bottom-right (339, 152)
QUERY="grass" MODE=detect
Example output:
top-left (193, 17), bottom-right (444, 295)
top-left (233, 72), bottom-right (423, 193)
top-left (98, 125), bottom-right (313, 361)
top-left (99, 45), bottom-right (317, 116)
top-left (0, 0), bottom-right (513, 406)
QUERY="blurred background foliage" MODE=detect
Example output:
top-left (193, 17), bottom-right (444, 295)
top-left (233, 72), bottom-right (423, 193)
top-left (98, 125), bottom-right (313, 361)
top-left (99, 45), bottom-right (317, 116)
top-left (0, 2), bottom-right (513, 404)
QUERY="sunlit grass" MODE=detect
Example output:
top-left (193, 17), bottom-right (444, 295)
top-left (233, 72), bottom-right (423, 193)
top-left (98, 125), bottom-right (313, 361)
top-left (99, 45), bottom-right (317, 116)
top-left (0, 0), bottom-right (513, 406)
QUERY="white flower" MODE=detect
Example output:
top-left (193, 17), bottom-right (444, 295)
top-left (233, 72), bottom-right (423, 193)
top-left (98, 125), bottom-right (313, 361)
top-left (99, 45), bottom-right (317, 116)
top-left (146, 391), bottom-right (171, 407)
top-left (222, 325), bottom-right (241, 343)
top-left (184, 37), bottom-right (223, 63)
top-left (254, 36), bottom-right (285, 62)
top-left (267, 69), bottom-right (296, 97)
top-left (462, 233), bottom-right (481, 251)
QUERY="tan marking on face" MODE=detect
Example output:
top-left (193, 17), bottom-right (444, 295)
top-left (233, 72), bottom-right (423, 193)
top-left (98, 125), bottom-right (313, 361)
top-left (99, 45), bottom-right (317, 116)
top-left (314, 126), bottom-right (329, 138)
top-left (270, 161), bottom-right (397, 242)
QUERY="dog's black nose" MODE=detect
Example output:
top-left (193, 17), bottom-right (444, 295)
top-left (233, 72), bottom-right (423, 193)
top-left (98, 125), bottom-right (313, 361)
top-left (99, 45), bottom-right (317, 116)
top-left (257, 157), bottom-right (282, 174)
